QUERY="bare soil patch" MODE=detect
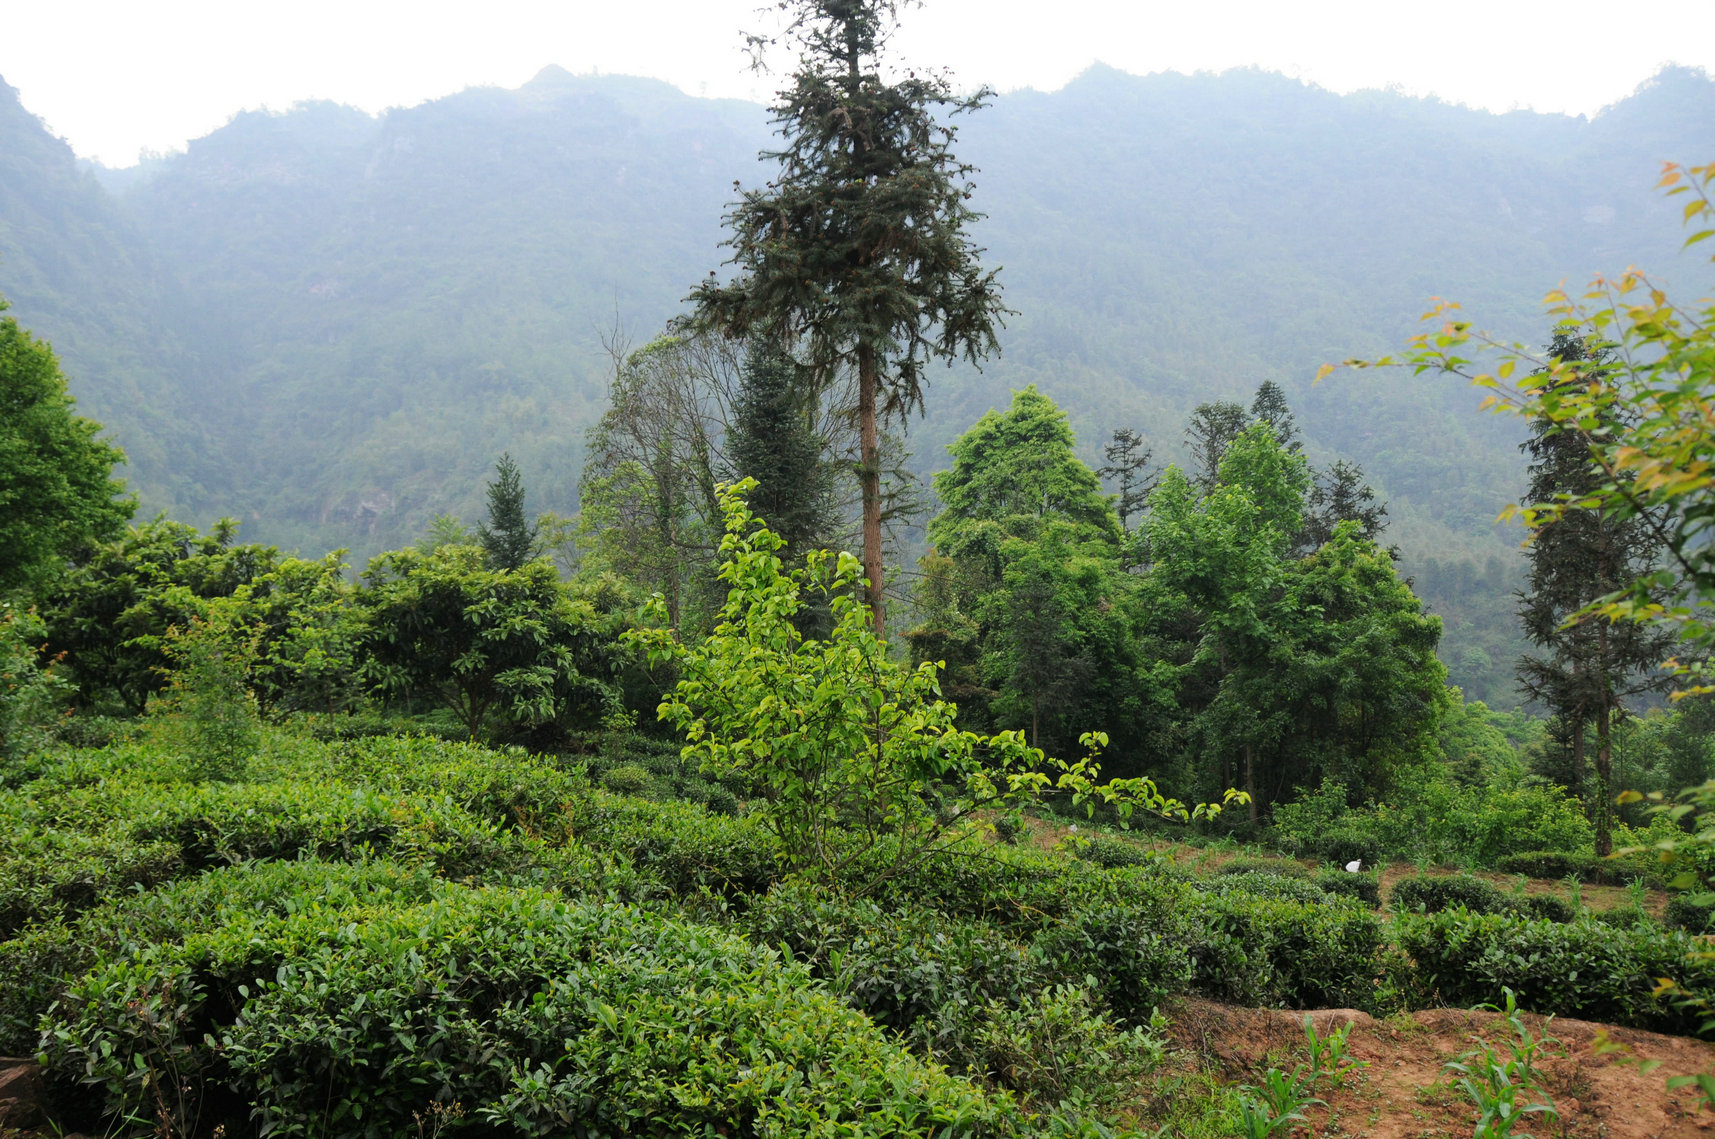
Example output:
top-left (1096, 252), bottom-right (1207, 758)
top-left (1173, 999), bottom-right (1715, 1138)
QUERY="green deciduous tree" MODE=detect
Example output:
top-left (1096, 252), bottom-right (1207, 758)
top-left (689, 0), bottom-right (1008, 637)
top-left (42, 518), bottom-right (278, 713)
top-left (0, 294), bottom-right (133, 596)
top-left (913, 387), bottom-right (1143, 756)
top-left (355, 545), bottom-right (621, 740)
top-left (1145, 426), bottom-right (1308, 818)
top-left (0, 602), bottom-right (71, 760)
top-left (578, 335), bottom-right (728, 633)
top-left (150, 606), bottom-right (262, 781)
top-left (633, 481), bottom-right (1235, 890)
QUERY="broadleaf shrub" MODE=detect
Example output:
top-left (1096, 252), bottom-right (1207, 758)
top-left (1398, 910), bottom-right (1715, 1033)
top-left (42, 885), bottom-right (1023, 1139)
top-left (1311, 868), bottom-right (1381, 907)
top-left (1389, 875), bottom-right (1575, 924)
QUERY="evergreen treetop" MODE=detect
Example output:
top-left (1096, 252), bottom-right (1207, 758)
top-left (477, 453), bottom-right (538, 571)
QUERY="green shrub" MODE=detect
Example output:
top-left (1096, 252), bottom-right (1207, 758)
top-left (1311, 869), bottom-right (1381, 907)
top-left (601, 761), bottom-right (654, 796)
top-left (0, 859), bottom-right (446, 1055)
top-left (993, 813), bottom-right (1024, 845)
top-left (1185, 891), bottom-right (1382, 1009)
top-left (559, 789), bottom-right (780, 896)
top-left (42, 886), bottom-right (1019, 1139)
top-left (1390, 875), bottom-right (1513, 917)
top-left (1398, 910), bottom-right (1715, 1034)
top-left (746, 883), bottom-right (1038, 1062)
top-left (0, 828), bottom-right (182, 938)
top-left (1517, 893), bottom-right (1576, 923)
top-left (1074, 834), bottom-right (1169, 871)
top-left (1070, 837), bottom-right (1166, 871)
top-left (1196, 872), bottom-right (1332, 905)
top-left (1666, 893), bottom-right (1715, 932)
top-left (972, 985), bottom-right (1168, 1110)
top-left (1389, 875), bottom-right (1575, 924)
top-left (1215, 856), bottom-right (1307, 878)
top-left (1032, 884), bottom-right (1196, 1019)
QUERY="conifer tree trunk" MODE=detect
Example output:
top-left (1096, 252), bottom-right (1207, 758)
top-left (1595, 623), bottom-right (1614, 857)
top-left (858, 342), bottom-right (885, 638)
top-left (1594, 702), bottom-right (1613, 857)
top-left (1244, 743), bottom-right (1258, 824)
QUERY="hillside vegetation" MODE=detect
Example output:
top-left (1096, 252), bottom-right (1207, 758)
top-left (3, 65), bottom-right (1713, 701)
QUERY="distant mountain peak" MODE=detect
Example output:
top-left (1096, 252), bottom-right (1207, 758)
top-left (525, 64), bottom-right (578, 88)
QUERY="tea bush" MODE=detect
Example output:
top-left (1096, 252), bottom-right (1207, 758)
top-left (1073, 834), bottom-right (1172, 871)
top-left (1389, 875), bottom-right (1575, 923)
top-left (1196, 871), bottom-right (1332, 905)
top-left (1389, 875), bottom-right (1515, 917)
top-left (1215, 856), bottom-right (1308, 878)
top-left (1033, 884), bottom-right (1197, 1018)
top-left (41, 885), bottom-right (1022, 1139)
top-left (1186, 891), bottom-right (1383, 1009)
top-left (746, 883), bottom-right (1038, 1055)
top-left (1398, 910), bottom-right (1715, 1034)
top-left (0, 859), bottom-right (447, 1054)
top-left (1665, 893), bottom-right (1715, 932)
top-left (1274, 775), bottom-right (1594, 869)
top-left (600, 761), bottom-right (654, 796)
top-left (1311, 868), bottom-right (1381, 907)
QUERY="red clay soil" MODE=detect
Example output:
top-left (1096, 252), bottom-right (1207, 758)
top-left (1174, 1000), bottom-right (1715, 1138)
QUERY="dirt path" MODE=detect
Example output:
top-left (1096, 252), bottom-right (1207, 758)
top-left (1175, 1000), bottom-right (1715, 1138)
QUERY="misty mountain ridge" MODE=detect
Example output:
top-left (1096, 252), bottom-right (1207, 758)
top-left (2, 62), bottom-right (1712, 703)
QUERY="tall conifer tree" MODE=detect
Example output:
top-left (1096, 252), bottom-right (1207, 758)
top-left (725, 343), bottom-right (837, 563)
top-left (1517, 331), bottom-right (1671, 855)
top-left (690, 0), bottom-right (1008, 637)
top-left (477, 453), bottom-right (538, 571)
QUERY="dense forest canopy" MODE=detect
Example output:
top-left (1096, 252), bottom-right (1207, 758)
top-left (2, 64), bottom-right (1713, 702)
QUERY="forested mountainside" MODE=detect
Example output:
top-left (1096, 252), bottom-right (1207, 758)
top-left (1, 63), bottom-right (1711, 704)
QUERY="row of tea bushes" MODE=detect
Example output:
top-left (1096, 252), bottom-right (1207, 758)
top-left (37, 877), bottom-right (1029, 1139)
top-left (1398, 908), bottom-right (1715, 1035)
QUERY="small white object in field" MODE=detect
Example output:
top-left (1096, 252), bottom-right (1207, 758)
top-left (1345, 859), bottom-right (1363, 873)
top-left (1069, 824), bottom-right (1077, 831)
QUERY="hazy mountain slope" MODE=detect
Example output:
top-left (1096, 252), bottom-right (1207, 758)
top-left (106, 68), bottom-right (769, 550)
top-left (0, 77), bottom-right (212, 516)
top-left (2, 65), bottom-right (1711, 702)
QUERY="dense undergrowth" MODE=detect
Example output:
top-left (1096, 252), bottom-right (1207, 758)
top-left (2, 726), bottom-right (1711, 1138)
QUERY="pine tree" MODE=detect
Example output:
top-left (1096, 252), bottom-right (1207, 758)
top-left (1516, 330), bottom-right (1672, 855)
top-left (1099, 429), bottom-right (1156, 533)
top-left (477, 453), bottom-right (538, 571)
top-left (725, 343), bottom-right (838, 564)
top-left (689, 0), bottom-right (1008, 638)
top-left (1184, 400), bottom-right (1248, 490)
top-left (1250, 381), bottom-right (1300, 453)
top-left (1298, 459), bottom-right (1392, 555)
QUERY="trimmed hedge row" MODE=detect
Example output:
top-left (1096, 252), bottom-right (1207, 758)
top-left (40, 884), bottom-right (1024, 1139)
top-left (1390, 875), bottom-right (1574, 923)
top-left (0, 860), bottom-right (447, 1054)
top-left (1399, 909), bottom-right (1715, 1034)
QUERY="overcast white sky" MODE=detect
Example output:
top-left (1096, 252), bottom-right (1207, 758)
top-left (5, 0), bottom-right (1713, 167)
